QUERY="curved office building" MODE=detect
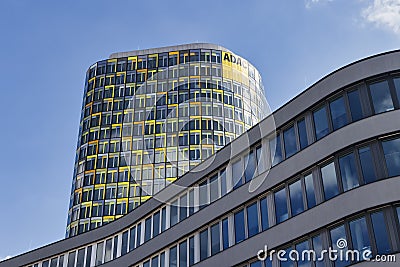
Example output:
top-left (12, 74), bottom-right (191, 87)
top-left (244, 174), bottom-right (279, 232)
top-left (3, 49), bottom-right (400, 267)
top-left (67, 43), bottom-right (269, 237)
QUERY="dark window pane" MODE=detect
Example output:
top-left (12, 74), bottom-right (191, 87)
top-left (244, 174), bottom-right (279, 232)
top-left (296, 240), bottom-right (311, 267)
top-left (284, 126), bottom-right (298, 158)
top-left (170, 200), bottom-right (178, 226)
top-left (358, 147), bottom-right (376, 184)
top-left (169, 246), bottom-right (177, 267)
top-left (371, 212), bottom-right (391, 254)
top-left (297, 119), bottom-right (308, 149)
top-left (189, 237), bottom-right (195, 266)
top-left (313, 106), bottom-right (329, 140)
top-left (210, 175), bottom-right (219, 202)
top-left (222, 218), bottom-right (229, 249)
top-left (151, 256), bottom-right (158, 267)
top-left (349, 217), bottom-right (372, 260)
top-left (234, 209), bottom-right (246, 243)
top-left (312, 235), bottom-right (325, 267)
top-left (246, 202), bottom-right (259, 237)
top-left (260, 197), bottom-right (269, 231)
top-left (304, 174), bottom-right (316, 209)
top-left (232, 160), bottom-right (243, 189)
top-left (394, 78), bottom-right (400, 104)
top-left (244, 151), bottom-right (256, 183)
top-left (330, 225), bottom-right (350, 267)
top-left (348, 90), bottom-right (363, 121)
top-left (369, 80), bottom-right (394, 114)
top-left (250, 262), bottom-right (262, 267)
top-left (68, 251), bottom-right (76, 267)
top-left (179, 241), bottom-right (187, 267)
top-left (199, 180), bottom-right (209, 209)
top-left (281, 247), bottom-right (294, 267)
top-left (321, 162), bottom-right (339, 200)
top-left (153, 211), bottom-right (160, 237)
top-left (144, 217), bottom-right (151, 241)
top-left (200, 229), bottom-right (209, 260)
top-left (382, 138), bottom-right (400, 177)
top-left (338, 153), bottom-right (359, 191)
top-left (275, 188), bottom-right (288, 223)
top-left (330, 96), bottom-right (348, 130)
top-left (42, 261), bottom-right (49, 267)
top-left (270, 134), bottom-right (282, 166)
top-left (136, 223), bottom-right (141, 247)
top-left (95, 243), bottom-right (103, 265)
top-left (129, 227), bottom-right (136, 251)
top-left (121, 231), bottom-right (128, 255)
top-left (289, 180), bottom-right (304, 216)
top-left (179, 195), bottom-right (187, 221)
top-left (75, 248), bottom-right (85, 267)
top-left (211, 223), bottom-right (220, 255)
top-left (85, 247), bottom-right (92, 267)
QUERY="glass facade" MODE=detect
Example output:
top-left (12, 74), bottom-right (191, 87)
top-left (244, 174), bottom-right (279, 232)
top-left (67, 44), bottom-right (268, 236)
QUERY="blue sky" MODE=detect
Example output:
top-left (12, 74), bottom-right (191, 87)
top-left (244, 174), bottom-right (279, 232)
top-left (0, 0), bottom-right (399, 260)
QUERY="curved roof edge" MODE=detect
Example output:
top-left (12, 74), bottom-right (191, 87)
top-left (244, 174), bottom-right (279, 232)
top-left (109, 43), bottom-right (232, 59)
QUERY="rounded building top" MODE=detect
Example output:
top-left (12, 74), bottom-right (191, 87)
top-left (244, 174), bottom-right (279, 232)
top-left (109, 43), bottom-right (233, 59)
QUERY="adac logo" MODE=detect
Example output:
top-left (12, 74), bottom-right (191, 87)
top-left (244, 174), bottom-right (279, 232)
top-left (223, 53), bottom-right (242, 66)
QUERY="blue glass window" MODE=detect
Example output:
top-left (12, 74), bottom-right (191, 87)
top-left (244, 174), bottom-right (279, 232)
top-left (358, 147), bottom-right (376, 184)
top-left (136, 223), bottom-right (141, 247)
top-left (234, 209), bottom-right (246, 243)
top-left (161, 207), bottom-right (167, 232)
top-left (284, 126), bottom-right (298, 158)
top-left (121, 230), bottom-right (128, 256)
top-left (169, 246), bottom-right (177, 267)
top-left (170, 200), bottom-right (178, 226)
top-left (280, 247), bottom-right (294, 267)
top-left (143, 260), bottom-right (150, 267)
top-left (275, 188), bottom-right (288, 223)
top-left (68, 251), bottom-right (76, 267)
top-left (129, 226), bottom-right (136, 251)
top-left (313, 106), bottom-right (329, 140)
top-left (312, 235), bottom-right (324, 267)
top-left (189, 237), bottom-right (195, 266)
top-left (289, 180), bottom-right (304, 216)
top-left (232, 160), bottom-right (243, 189)
top-left (338, 153), bottom-right (359, 191)
top-left (347, 89), bottom-right (363, 121)
top-left (369, 80), bottom-right (394, 114)
top-left (349, 217), bottom-right (371, 260)
top-left (321, 162), bottom-right (339, 200)
top-left (245, 151), bottom-right (256, 183)
top-left (222, 218), bottom-right (229, 249)
top-left (246, 202), bottom-right (259, 237)
top-left (179, 241), bottom-right (187, 267)
top-left (297, 119), bottom-right (308, 149)
top-left (199, 180), bottom-right (209, 209)
top-left (394, 78), bottom-right (400, 103)
top-left (330, 96), bottom-right (348, 130)
top-left (179, 195), bottom-right (187, 221)
top-left (295, 240), bottom-right (311, 267)
top-left (330, 225), bottom-right (349, 267)
top-left (250, 261), bottom-right (262, 267)
top-left (382, 138), bottom-right (400, 177)
top-left (144, 217), bottom-right (152, 241)
top-left (371, 212), bottom-right (391, 254)
top-left (200, 229), bottom-right (209, 260)
top-left (270, 135), bottom-right (282, 166)
top-left (151, 256), bottom-right (158, 267)
top-left (304, 174), bottom-right (316, 209)
top-left (153, 211), bottom-right (160, 237)
top-left (210, 174), bottom-right (219, 202)
top-left (211, 223), bottom-right (220, 255)
top-left (260, 197), bottom-right (269, 231)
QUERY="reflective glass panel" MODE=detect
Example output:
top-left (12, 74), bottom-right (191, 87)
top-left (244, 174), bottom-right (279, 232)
top-left (382, 138), bottom-right (400, 177)
top-left (338, 153), bottom-right (359, 191)
top-left (321, 162), bottom-right (339, 200)
top-left (330, 96), bottom-right (348, 130)
top-left (369, 80), bottom-right (394, 114)
top-left (313, 106), bottom-right (329, 140)
top-left (275, 188), bottom-right (288, 223)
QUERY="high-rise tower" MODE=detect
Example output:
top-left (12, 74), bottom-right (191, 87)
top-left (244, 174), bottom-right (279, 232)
top-left (66, 43), bottom-right (268, 237)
